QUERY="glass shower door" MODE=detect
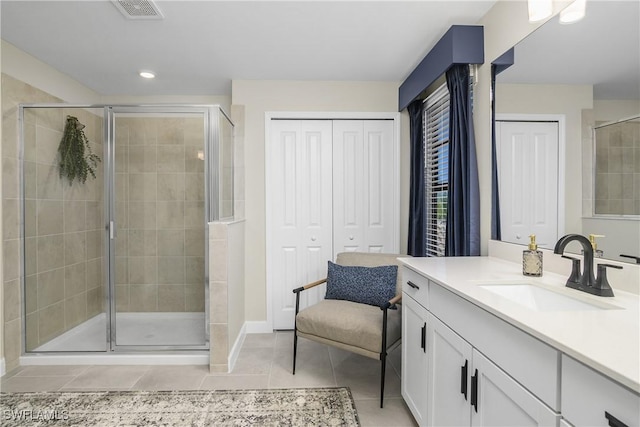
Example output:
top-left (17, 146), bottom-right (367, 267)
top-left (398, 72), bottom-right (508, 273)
top-left (109, 107), bottom-right (209, 349)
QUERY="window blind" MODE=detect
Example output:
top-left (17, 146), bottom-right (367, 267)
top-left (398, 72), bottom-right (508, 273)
top-left (423, 84), bottom-right (449, 257)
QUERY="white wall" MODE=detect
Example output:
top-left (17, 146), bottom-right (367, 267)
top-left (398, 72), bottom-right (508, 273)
top-left (1, 40), bottom-right (101, 104)
top-left (594, 100), bottom-right (640, 123)
top-left (231, 80), bottom-right (407, 322)
top-left (582, 218), bottom-right (640, 264)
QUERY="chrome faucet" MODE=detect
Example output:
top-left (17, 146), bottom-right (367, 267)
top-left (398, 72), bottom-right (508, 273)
top-left (553, 234), bottom-right (621, 297)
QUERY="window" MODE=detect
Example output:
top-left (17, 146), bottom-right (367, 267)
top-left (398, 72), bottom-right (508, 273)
top-left (423, 84), bottom-right (449, 257)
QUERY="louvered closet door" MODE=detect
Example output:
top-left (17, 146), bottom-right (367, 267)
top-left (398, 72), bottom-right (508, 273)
top-left (333, 120), bottom-right (396, 254)
top-left (270, 120), bottom-right (333, 330)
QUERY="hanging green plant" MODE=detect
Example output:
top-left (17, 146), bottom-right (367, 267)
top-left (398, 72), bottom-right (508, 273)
top-left (58, 115), bottom-right (101, 185)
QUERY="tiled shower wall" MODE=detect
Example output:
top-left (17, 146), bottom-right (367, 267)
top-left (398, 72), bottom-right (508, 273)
top-left (114, 116), bottom-right (205, 313)
top-left (23, 107), bottom-right (104, 351)
top-left (2, 74), bottom-right (105, 367)
top-left (594, 119), bottom-right (640, 215)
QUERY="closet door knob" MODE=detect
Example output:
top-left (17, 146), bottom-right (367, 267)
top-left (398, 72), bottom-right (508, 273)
top-left (311, 236), bottom-right (316, 241)
top-left (349, 235), bottom-right (354, 240)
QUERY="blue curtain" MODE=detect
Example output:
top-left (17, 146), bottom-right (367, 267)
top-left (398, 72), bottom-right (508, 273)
top-left (445, 65), bottom-right (480, 256)
top-left (491, 65), bottom-right (502, 241)
top-left (407, 100), bottom-right (426, 257)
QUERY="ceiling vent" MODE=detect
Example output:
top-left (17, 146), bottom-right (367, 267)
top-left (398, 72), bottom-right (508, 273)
top-left (112, 0), bottom-right (164, 20)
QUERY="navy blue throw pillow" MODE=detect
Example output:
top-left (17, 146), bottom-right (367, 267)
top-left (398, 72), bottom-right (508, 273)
top-left (325, 261), bottom-right (398, 307)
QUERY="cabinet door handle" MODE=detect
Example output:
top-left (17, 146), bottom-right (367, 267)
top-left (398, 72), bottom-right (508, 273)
top-left (605, 411), bottom-right (629, 427)
top-left (420, 322), bottom-right (426, 352)
top-left (407, 281), bottom-right (420, 290)
top-left (470, 369), bottom-right (479, 413)
top-left (460, 360), bottom-right (468, 400)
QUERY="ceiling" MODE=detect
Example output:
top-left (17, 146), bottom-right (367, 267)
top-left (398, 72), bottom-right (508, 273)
top-left (0, 0), bottom-right (496, 97)
top-left (498, 0), bottom-right (640, 100)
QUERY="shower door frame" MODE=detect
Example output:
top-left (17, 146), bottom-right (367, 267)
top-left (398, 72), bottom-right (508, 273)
top-left (106, 105), bottom-right (215, 352)
top-left (19, 103), bottom-right (221, 354)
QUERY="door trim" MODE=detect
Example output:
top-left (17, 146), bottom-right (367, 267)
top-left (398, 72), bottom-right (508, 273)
top-left (495, 113), bottom-right (566, 241)
top-left (264, 111), bottom-right (401, 331)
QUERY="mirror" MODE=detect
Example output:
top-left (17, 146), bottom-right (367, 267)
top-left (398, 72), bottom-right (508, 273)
top-left (492, 0), bottom-right (640, 263)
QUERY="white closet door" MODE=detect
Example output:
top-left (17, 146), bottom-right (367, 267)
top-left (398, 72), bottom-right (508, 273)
top-left (333, 120), bottom-right (396, 254)
top-left (496, 121), bottom-right (559, 249)
top-left (269, 120), bottom-right (333, 329)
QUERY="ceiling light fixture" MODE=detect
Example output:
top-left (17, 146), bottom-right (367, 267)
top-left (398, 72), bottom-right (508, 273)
top-left (559, 0), bottom-right (586, 24)
top-left (139, 71), bottom-right (156, 79)
top-left (528, 0), bottom-right (553, 22)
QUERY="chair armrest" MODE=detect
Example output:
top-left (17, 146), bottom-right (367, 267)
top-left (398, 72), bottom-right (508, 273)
top-left (380, 293), bottom-right (402, 310)
top-left (293, 278), bottom-right (327, 294)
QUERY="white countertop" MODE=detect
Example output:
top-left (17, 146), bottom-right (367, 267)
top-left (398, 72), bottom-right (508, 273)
top-left (399, 256), bottom-right (640, 394)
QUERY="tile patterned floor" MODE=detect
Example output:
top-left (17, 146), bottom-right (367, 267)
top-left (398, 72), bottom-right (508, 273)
top-left (0, 331), bottom-right (417, 426)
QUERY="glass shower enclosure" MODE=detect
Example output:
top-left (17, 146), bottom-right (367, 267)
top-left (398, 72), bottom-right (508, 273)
top-left (19, 104), bottom-right (233, 353)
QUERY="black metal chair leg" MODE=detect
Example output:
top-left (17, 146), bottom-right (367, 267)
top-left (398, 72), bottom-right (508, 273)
top-left (293, 289), bottom-right (301, 375)
top-left (293, 330), bottom-right (298, 375)
top-left (380, 306), bottom-right (389, 408)
top-left (380, 352), bottom-right (386, 408)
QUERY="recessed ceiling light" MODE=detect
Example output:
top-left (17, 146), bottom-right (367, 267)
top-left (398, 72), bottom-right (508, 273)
top-left (139, 71), bottom-right (155, 79)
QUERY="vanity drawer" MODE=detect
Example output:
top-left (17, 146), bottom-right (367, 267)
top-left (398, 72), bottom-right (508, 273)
top-left (401, 266), bottom-right (429, 309)
top-left (562, 355), bottom-right (639, 427)
top-left (429, 283), bottom-right (560, 411)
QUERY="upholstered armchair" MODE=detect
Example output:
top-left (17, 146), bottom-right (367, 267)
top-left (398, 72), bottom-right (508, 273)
top-left (292, 252), bottom-right (409, 408)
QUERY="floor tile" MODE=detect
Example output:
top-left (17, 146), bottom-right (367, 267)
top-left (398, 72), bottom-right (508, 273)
top-left (60, 365), bottom-right (150, 390)
top-left (241, 333), bottom-right (277, 349)
top-left (0, 375), bottom-right (74, 392)
top-left (200, 374), bottom-right (270, 390)
top-left (329, 347), bottom-right (381, 376)
top-left (274, 330), bottom-right (294, 348)
top-left (269, 346), bottom-right (336, 389)
top-left (230, 347), bottom-right (274, 375)
top-left (355, 397), bottom-right (418, 426)
top-left (0, 332), bottom-right (417, 425)
top-left (131, 365), bottom-right (208, 391)
top-left (14, 365), bottom-right (90, 377)
top-left (336, 369), bottom-right (401, 400)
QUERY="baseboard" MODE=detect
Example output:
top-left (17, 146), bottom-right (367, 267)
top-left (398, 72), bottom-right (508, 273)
top-left (228, 323), bottom-right (246, 373)
top-left (244, 321), bottom-right (273, 334)
top-left (0, 358), bottom-right (5, 376)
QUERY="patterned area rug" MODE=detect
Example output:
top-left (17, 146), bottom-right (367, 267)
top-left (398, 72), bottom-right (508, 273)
top-left (0, 387), bottom-right (359, 426)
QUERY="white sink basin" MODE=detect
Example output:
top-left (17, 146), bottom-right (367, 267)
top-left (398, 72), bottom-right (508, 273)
top-left (479, 283), bottom-right (621, 312)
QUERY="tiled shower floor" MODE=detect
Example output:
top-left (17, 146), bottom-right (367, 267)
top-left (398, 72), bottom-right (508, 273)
top-left (35, 312), bottom-right (206, 351)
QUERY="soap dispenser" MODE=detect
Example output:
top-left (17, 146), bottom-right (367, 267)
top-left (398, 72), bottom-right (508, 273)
top-left (523, 234), bottom-right (543, 277)
top-left (589, 234), bottom-right (604, 258)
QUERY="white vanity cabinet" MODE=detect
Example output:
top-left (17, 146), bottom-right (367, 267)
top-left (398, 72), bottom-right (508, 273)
top-left (471, 349), bottom-right (558, 426)
top-left (427, 313), bottom-right (471, 426)
top-left (401, 270), bottom-right (430, 425)
top-left (401, 266), bottom-right (560, 427)
top-left (561, 355), bottom-right (639, 427)
top-left (428, 314), bottom-right (558, 427)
